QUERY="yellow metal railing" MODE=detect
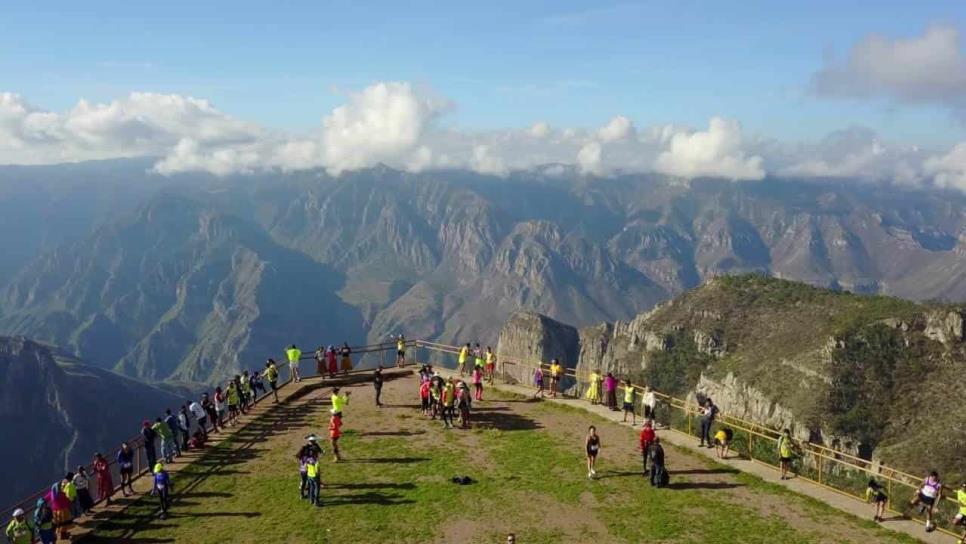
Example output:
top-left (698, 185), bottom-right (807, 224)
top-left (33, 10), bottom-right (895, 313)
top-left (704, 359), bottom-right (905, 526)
top-left (415, 340), bottom-right (964, 540)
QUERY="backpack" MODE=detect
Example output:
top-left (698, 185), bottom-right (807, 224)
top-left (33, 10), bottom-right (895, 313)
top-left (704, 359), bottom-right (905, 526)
top-left (660, 469), bottom-right (670, 487)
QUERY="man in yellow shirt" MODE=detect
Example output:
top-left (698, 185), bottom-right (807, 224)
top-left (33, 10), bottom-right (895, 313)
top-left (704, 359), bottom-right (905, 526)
top-left (331, 387), bottom-right (350, 416)
top-left (458, 343), bottom-right (469, 376)
top-left (485, 347), bottom-right (496, 384)
top-left (286, 344), bottom-right (302, 383)
top-left (954, 482), bottom-right (966, 543)
top-left (549, 359), bottom-right (563, 398)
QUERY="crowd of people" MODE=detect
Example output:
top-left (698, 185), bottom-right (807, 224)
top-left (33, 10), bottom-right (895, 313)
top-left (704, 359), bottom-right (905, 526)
top-left (418, 364), bottom-right (477, 429)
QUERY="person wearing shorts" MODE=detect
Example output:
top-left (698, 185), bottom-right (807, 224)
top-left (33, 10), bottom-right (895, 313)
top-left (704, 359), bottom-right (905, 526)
top-left (396, 336), bottom-right (406, 367)
top-left (585, 425), bottom-right (601, 479)
top-left (714, 428), bottom-right (733, 459)
top-left (778, 429), bottom-right (796, 480)
top-left (533, 366), bottom-right (544, 398)
top-left (910, 471), bottom-right (943, 532)
top-left (549, 359), bottom-right (562, 398)
top-left (621, 380), bottom-right (636, 424)
top-left (866, 479), bottom-right (889, 523)
top-left (286, 344), bottom-right (302, 383)
top-left (116, 442), bottom-right (136, 496)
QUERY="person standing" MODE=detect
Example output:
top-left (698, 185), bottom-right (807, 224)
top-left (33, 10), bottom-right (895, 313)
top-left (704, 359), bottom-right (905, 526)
top-left (315, 345), bottom-right (326, 378)
top-left (226, 381), bottom-right (240, 426)
top-left (698, 398), bottom-right (718, 448)
top-left (419, 378), bottom-right (431, 416)
top-left (287, 344), bottom-right (302, 383)
top-left (189, 399), bottom-right (208, 439)
top-left (585, 426), bottom-right (601, 479)
top-left (373, 366), bottom-right (384, 408)
top-left (472, 365), bottom-right (484, 401)
top-left (153, 463), bottom-right (173, 520)
top-left (116, 442), bottom-right (136, 496)
top-left (603, 373), bottom-right (618, 410)
top-left (341, 342), bottom-right (353, 375)
top-left (458, 343), bottom-right (469, 376)
top-left (473, 344), bottom-right (484, 372)
top-left (177, 405), bottom-right (191, 451)
top-left (639, 420), bottom-right (656, 476)
top-left (549, 359), bottom-right (562, 398)
top-left (153, 417), bottom-right (176, 463)
top-left (73, 466), bottom-right (94, 513)
top-left (326, 346), bottom-right (338, 378)
top-left (533, 366), bottom-right (545, 398)
top-left (953, 482), bottom-right (966, 543)
top-left (47, 479), bottom-right (72, 540)
top-left (485, 346), bottom-right (496, 383)
top-left (305, 451), bottom-right (321, 507)
top-left (163, 409), bottom-right (182, 456)
top-left (396, 335), bottom-right (407, 367)
top-left (621, 380), bottom-right (636, 424)
top-left (329, 413), bottom-right (343, 462)
top-left (141, 420), bottom-right (158, 470)
top-left (4, 508), bottom-right (32, 544)
top-left (92, 452), bottom-right (114, 505)
top-left (33, 497), bottom-right (55, 544)
top-left (585, 369), bottom-right (601, 404)
top-left (649, 437), bottom-right (666, 487)
top-left (265, 359), bottom-right (280, 403)
top-left (330, 387), bottom-right (350, 417)
top-left (441, 379), bottom-right (456, 428)
top-left (778, 429), bottom-right (797, 480)
top-left (201, 392), bottom-right (219, 434)
top-left (213, 386), bottom-right (227, 427)
top-left (642, 386), bottom-right (657, 422)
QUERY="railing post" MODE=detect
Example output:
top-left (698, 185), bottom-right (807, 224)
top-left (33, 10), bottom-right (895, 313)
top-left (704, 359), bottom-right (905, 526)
top-left (749, 432), bottom-right (754, 461)
top-left (817, 452), bottom-right (823, 484)
top-left (687, 404), bottom-right (692, 436)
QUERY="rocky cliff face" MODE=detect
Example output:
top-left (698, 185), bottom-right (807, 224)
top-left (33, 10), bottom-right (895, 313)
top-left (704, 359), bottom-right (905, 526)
top-left (495, 311), bottom-right (579, 383)
top-left (0, 336), bottom-right (182, 504)
top-left (497, 276), bottom-right (966, 481)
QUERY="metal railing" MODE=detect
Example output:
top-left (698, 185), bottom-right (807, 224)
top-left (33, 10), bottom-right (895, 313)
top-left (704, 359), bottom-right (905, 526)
top-left (414, 340), bottom-right (964, 541)
top-left (2, 340), bottom-right (404, 526)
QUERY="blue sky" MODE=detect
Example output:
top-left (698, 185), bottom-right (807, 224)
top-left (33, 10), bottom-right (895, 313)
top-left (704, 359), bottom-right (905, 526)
top-left (2, 0), bottom-right (965, 146)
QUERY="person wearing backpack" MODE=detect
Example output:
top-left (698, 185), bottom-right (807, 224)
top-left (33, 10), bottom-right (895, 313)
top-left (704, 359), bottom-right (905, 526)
top-left (649, 437), bottom-right (667, 487)
top-left (33, 497), bottom-right (55, 544)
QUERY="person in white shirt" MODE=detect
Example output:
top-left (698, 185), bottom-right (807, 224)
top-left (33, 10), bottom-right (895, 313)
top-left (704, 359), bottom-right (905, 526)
top-left (642, 386), bottom-right (657, 422)
top-left (189, 400), bottom-right (208, 438)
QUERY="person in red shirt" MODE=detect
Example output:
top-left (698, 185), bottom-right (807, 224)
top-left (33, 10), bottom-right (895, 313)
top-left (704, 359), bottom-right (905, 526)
top-left (638, 420), bottom-right (656, 476)
top-left (329, 413), bottom-right (343, 462)
top-left (419, 380), bottom-right (431, 416)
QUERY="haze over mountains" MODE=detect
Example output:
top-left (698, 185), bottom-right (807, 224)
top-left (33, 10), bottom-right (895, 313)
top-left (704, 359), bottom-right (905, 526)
top-left (3, 160), bottom-right (966, 384)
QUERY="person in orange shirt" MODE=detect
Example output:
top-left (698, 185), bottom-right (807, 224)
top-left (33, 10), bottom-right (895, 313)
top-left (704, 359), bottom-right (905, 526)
top-left (329, 413), bottom-right (343, 462)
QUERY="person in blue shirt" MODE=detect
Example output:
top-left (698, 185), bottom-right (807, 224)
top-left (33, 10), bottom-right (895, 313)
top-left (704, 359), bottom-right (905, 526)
top-left (153, 463), bottom-right (173, 520)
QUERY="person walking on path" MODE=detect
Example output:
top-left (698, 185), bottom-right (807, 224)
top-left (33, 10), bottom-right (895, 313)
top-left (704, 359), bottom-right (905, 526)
top-left (585, 425), bottom-right (601, 479)
top-left (340, 342), bottom-right (353, 375)
top-left (116, 442), bottom-right (136, 496)
top-left (141, 420), bottom-right (158, 470)
top-left (604, 373), bottom-right (618, 410)
top-left (698, 398), bottom-right (718, 448)
top-left (5, 508), bottom-right (33, 544)
top-left (642, 385), bottom-right (657, 422)
top-left (533, 366), bottom-right (545, 398)
top-left (73, 466), bottom-right (94, 513)
top-left (621, 380), bottom-right (636, 424)
top-left (153, 463), bottom-right (173, 520)
top-left (639, 420), bottom-right (656, 476)
top-left (458, 343), bottom-right (470, 376)
top-left (472, 365), bottom-right (484, 401)
top-left (373, 366), bottom-right (384, 407)
top-left (866, 479), bottom-right (889, 523)
top-left (778, 428), bottom-right (797, 480)
top-left (485, 346), bottom-right (496, 384)
top-left (910, 471), bottom-right (943, 532)
top-left (329, 413), bottom-right (343, 462)
top-left (585, 369), bottom-right (601, 404)
top-left (92, 452), bottom-right (114, 505)
top-left (549, 359), bottom-right (563, 398)
top-left (649, 437), bottom-right (667, 487)
top-left (287, 344), bottom-right (302, 383)
top-left (265, 359), bottom-right (280, 403)
top-left (214, 387), bottom-right (227, 427)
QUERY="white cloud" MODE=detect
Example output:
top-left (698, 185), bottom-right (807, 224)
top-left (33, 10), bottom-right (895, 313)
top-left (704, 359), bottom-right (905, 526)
top-left (470, 144), bottom-right (507, 176)
top-left (597, 115), bottom-right (634, 143)
top-left (577, 141), bottom-right (603, 175)
top-left (529, 121), bottom-right (551, 138)
top-left (812, 25), bottom-right (966, 113)
top-left (925, 143), bottom-right (966, 191)
top-left (653, 117), bottom-right (765, 181)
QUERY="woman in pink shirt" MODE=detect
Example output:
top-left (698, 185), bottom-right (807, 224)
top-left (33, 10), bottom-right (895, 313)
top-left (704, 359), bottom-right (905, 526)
top-left (604, 373), bottom-right (618, 411)
top-left (472, 366), bottom-right (484, 401)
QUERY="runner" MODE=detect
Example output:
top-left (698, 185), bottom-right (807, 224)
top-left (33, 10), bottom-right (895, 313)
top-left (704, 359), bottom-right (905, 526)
top-left (329, 412), bottom-right (343, 462)
top-left (642, 385), bottom-right (657, 422)
top-left (341, 342), bottom-right (353, 375)
top-left (585, 369), bottom-right (601, 404)
top-left (34, 497), bottom-right (54, 544)
top-left (954, 482), bottom-right (966, 544)
top-left (373, 366), bottom-right (384, 408)
top-left (778, 428), bottom-right (796, 480)
top-left (472, 364), bottom-right (484, 401)
top-left (73, 466), bottom-right (94, 513)
top-left (153, 462), bottom-right (173, 520)
top-left (533, 365), bottom-right (545, 398)
top-left (910, 471), bottom-right (943, 532)
top-left (330, 387), bottom-right (350, 417)
top-left (265, 359), bottom-right (280, 403)
top-left (4, 508), bottom-right (32, 544)
top-left (866, 479), bottom-right (889, 522)
top-left (585, 425), bottom-right (601, 479)
top-left (141, 420), bottom-right (158, 470)
top-left (315, 345), bottom-right (326, 377)
top-left (485, 346), bottom-right (496, 383)
top-left (286, 344), bottom-right (302, 383)
top-left (458, 343), bottom-right (470, 376)
top-left (714, 428), bottom-right (733, 459)
top-left (327, 346), bottom-right (338, 378)
top-left (396, 335), bottom-right (407, 367)
top-left (92, 452), bottom-right (113, 505)
top-left (621, 380), bottom-right (636, 424)
top-left (116, 442), bottom-right (136, 496)
top-left (549, 359), bottom-right (562, 398)
top-left (639, 420), bottom-right (656, 476)
top-left (419, 377), bottom-right (431, 416)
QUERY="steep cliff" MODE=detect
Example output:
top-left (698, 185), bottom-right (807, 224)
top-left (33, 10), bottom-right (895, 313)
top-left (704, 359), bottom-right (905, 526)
top-left (495, 311), bottom-right (580, 383)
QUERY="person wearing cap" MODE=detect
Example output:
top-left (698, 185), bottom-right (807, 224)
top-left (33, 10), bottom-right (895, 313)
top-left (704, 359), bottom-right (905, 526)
top-left (286, 344), bottom-right (302, 383)
top-left (5, 508), bottom-right (33, 544)
top-left (153, 463), bottom-right (173, 520)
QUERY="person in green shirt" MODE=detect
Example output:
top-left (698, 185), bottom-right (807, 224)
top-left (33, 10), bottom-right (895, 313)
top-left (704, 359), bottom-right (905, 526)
top-left (5, 508), bottom-right (32, 544)
top-left (954, 482), bottom-right (966, 543)
top-left (286, 344), bottom-right (302, 383)
top-left (621, 381), bottom-right (637, 424)
top-left (226, 381), bottom-right (241, 425)
top-left (330, 387), bottom-right (350, 416)
top-left (153, 417), bottom-right (176, 463)
top-left (441, 379), bottom-right (456, 428)
top-left (778, 429), bottom-right (797, 481)
top-left (265, 359), bottom-right (280, 403)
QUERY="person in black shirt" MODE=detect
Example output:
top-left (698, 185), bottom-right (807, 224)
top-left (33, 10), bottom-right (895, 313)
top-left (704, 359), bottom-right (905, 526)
top-left (141, 420), bottom-right (157, 469)
top-left (373, 366), bottom-right (384, 407)
top-left (649, 437), bottom-right (666, 487)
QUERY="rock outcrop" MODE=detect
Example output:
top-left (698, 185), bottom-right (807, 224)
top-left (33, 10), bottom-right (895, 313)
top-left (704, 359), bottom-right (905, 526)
top-left (495, 311), bottom-right (579, 383)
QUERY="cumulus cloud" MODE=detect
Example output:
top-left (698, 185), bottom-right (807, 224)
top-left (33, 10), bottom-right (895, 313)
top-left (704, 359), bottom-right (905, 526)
top-left (597, 115), bottom-right (634, 143)
top-left (812, 25), bottom-right (966, 113)
top-left (653, 117), bottom-right (765, 181)
top-left (924, 143), bottom-right (966, 191)
top-left (577, 141), bottom-right (603, 175)
top-left (529, 121), bottom-right (550, 138)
